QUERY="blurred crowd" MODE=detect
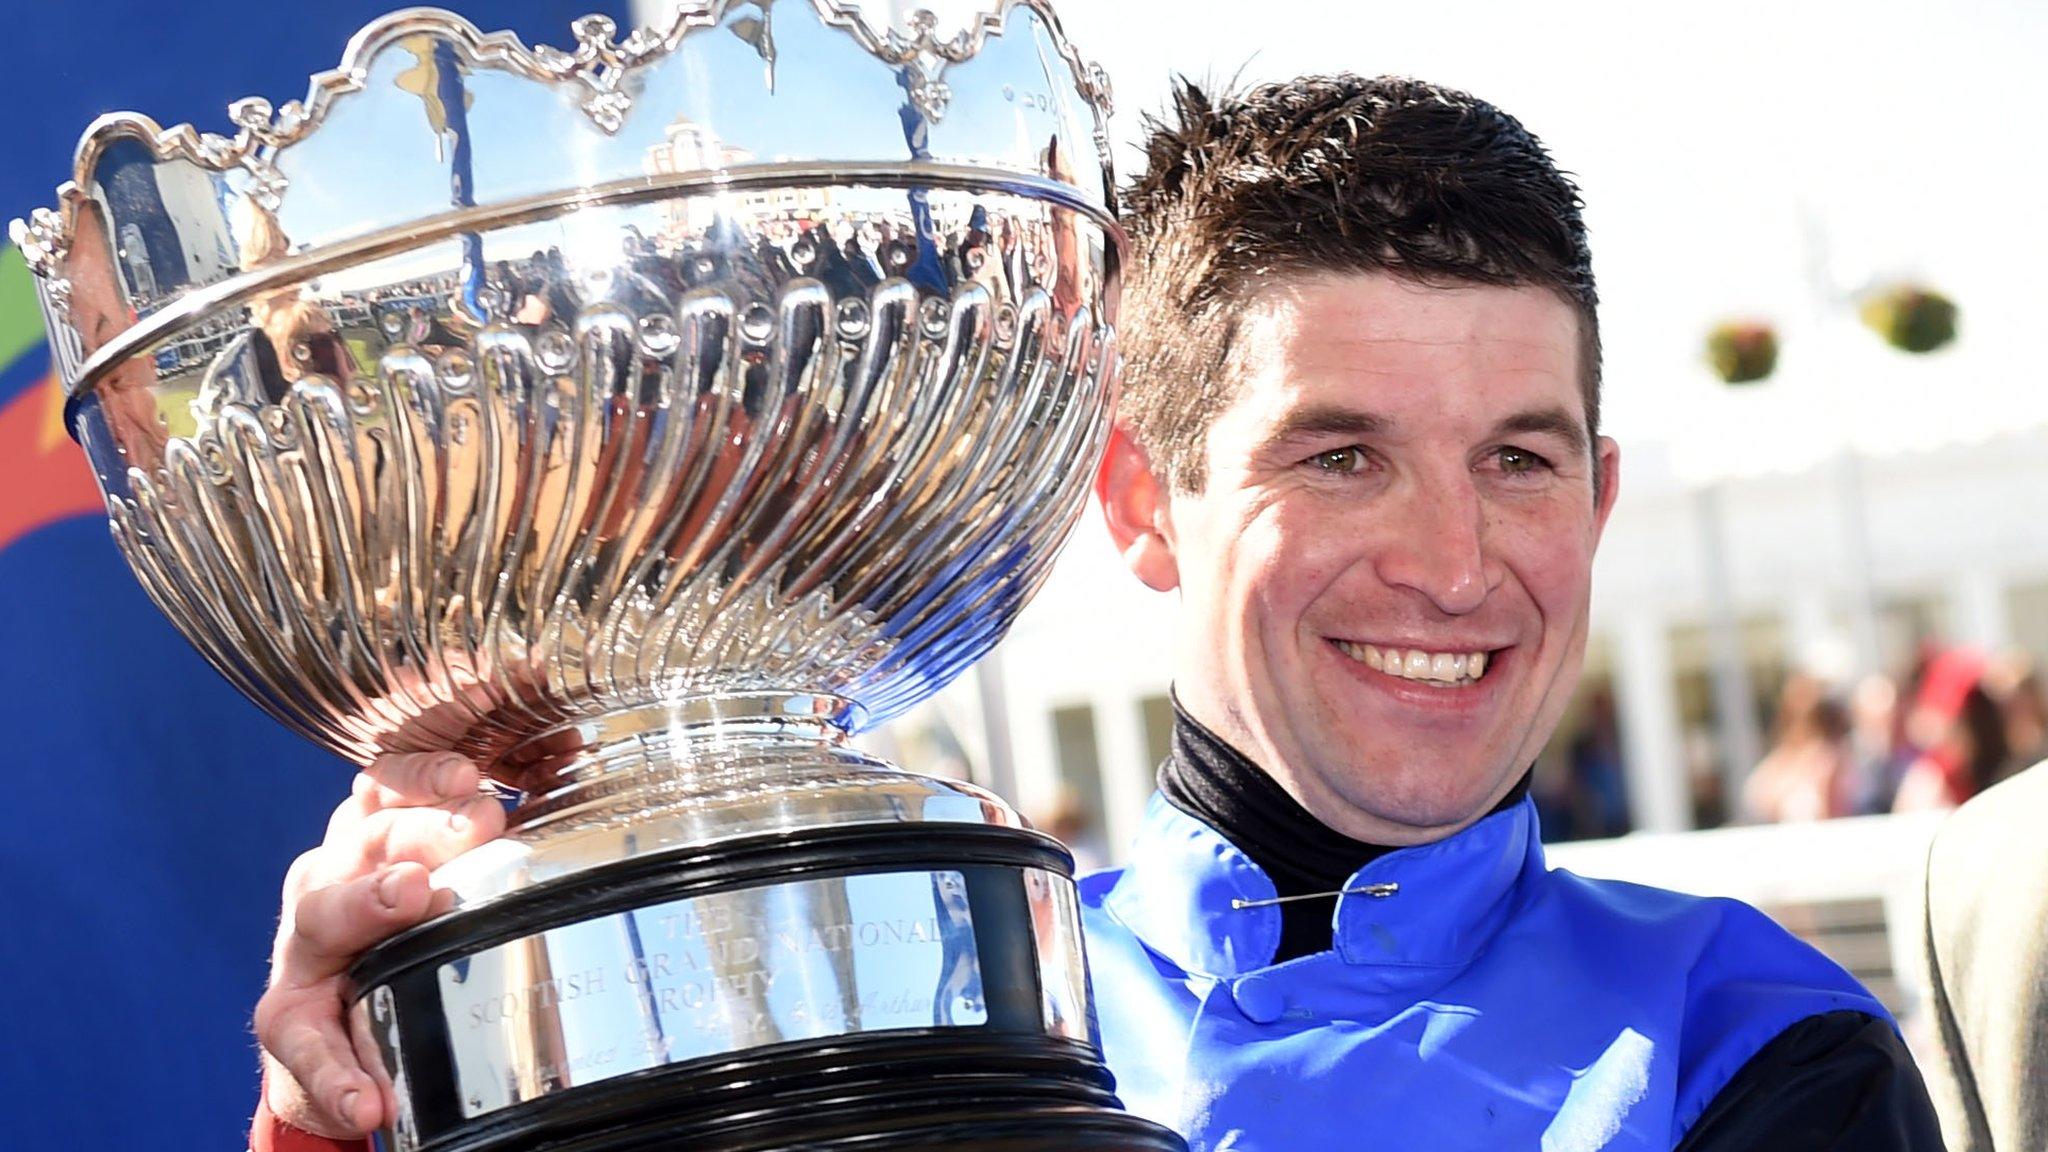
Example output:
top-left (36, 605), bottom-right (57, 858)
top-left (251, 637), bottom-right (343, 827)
top-left (1744, 647), bottom-right (2045, 823)
top-left (1535, 645), bottom-right (2047, 842)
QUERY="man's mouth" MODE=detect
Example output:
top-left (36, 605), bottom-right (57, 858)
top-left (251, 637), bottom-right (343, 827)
top-left (1333, 641), bottom-right (1492, 687)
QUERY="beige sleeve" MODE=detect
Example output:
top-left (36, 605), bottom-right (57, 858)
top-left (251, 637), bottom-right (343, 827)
top-left (1918, 763), bottom-right (2048, 1152)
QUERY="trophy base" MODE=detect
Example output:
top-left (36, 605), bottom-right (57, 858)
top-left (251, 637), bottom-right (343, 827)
top-left (393, 1033), bottom-right (1184, 1152)
top-left (352, 819), bottom-right (1184, 1152)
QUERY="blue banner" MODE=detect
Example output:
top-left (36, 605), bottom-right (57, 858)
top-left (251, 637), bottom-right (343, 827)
top-left (0, 4), bottom-right (629, 1146)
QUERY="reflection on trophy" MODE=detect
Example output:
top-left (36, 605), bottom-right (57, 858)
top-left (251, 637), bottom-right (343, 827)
top-left (14, 3), bottom-right (1183, 1149)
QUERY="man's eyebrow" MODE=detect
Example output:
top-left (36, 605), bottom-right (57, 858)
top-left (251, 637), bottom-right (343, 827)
top-left (1494, 407), bottom-right (1590, 455)
top-left (1259, 404), bottom-right (1393, 449)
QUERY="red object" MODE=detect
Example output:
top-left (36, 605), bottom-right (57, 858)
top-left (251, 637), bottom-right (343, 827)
top-left (0, 371), bottom-right (104, 552)
top-left (1914, 647), bottom-right (1987, 723)
top-left (250, 1094), bottom-right (365, 1152)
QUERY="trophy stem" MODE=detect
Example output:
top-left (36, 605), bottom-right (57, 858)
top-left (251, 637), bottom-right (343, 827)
top-left (495, 691), bottom-right (870, 836)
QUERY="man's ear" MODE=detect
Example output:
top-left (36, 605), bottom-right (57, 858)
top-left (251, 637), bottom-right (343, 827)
top-left (1592, 434), bottom-right (1622, 541)
top-left (1095, 423), bottom-right (1181, 593)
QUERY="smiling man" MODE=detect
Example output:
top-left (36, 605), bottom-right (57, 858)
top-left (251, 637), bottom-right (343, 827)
top-left (251, 76), bottom-right (1942, 1152)
top-left (1075, 76), bottom-right (1943, 1149)
top-left (1111, 273), bottom-right (1603, 845)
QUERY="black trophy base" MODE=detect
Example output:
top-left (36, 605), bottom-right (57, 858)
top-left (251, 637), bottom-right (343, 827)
top-left (441, 1033), bottom-right (1185, 1152)
top-left (351, 823), bottom-right (1187, 1152)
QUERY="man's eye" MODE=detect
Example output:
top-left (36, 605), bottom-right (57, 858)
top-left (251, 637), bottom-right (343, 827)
top-left (1310, 447), bottom-right (1368, 474)
top-left (1497, 447), bottom-right (1551, 475)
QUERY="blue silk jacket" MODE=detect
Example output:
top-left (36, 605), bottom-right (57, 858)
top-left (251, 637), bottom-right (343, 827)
top-left (1079, 795), bottom-right (1889, 1151)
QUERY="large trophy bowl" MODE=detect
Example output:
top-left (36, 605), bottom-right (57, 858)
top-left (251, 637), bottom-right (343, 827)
top-left (17, 3), bottom-right (1182, 1149)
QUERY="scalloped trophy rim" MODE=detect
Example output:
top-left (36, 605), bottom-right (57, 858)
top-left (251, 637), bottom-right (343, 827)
top-left (7, 0), bottom-right (1117, 283)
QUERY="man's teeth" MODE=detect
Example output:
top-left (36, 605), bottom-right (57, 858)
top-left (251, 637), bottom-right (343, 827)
top-left (1337, 642), bottom-right (1490, 684)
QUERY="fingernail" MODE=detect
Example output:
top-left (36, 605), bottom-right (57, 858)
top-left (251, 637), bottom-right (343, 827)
top-left (377, 870), bottom-right (405, 909)
top-left (430, 754), bottom-right (468, 795)
top-left (339, 1088), bottom-right (361, 1122)
top-left (448, 808), bottom-right (473, 833)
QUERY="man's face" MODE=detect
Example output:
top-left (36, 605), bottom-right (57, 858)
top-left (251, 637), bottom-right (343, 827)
top-left (1111, 272), bottom-right (1619, 845)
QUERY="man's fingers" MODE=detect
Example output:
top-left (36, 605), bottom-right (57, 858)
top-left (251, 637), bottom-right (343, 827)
top-left (364, 752), bottom-right (481, 804)
top-left (256, 998), bottom-right (384, 1138)
top-left (325, 753), bottom-right (482, 842)
top-left (309, 795), bottom-right (506, 892)
top-left (279, 863), bottom-right (438, 981)
top-left (357, 752), bottom-right (481, 813)
top-left (353, 793), bottom-right (505, 874)
top-left (261, 753), bottom-right (499, 1140)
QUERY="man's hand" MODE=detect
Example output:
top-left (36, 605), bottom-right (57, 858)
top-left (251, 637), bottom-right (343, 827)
top-left (255, 753), bottom-right (505, 1137)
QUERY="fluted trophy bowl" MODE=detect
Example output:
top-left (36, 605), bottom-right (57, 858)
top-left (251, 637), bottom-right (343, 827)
top-left (17, 3), bottom-right (1182, 1149)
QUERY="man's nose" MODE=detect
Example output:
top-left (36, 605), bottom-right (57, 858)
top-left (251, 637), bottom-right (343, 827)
top-left (1374, 478), bottom-right (1495, 615)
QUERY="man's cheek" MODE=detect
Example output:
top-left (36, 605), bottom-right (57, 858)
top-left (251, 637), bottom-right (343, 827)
top-left (1495, 519), bottom-right (1595, 592)
top-left (1256, 514), bottom-right (1350, 590)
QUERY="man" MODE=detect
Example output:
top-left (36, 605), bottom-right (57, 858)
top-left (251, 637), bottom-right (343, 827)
top-left (252, 77), bottom-right (1941, 1150)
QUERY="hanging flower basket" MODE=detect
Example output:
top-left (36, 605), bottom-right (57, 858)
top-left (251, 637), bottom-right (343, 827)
top-left (1705, 320), bottom-right (1779, 385)
top-left (1859, 284), bottom-right (1957, 354)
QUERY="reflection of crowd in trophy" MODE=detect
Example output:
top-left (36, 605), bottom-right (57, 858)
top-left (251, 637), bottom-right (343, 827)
top-left (166, 200), bottom-right (1084, 456)
top-left (479, 208), bottom-right (1079, 334)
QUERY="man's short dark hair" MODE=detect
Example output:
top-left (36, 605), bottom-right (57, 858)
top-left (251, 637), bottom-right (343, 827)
top-left (1118, 75), bottom-right (1600, 491)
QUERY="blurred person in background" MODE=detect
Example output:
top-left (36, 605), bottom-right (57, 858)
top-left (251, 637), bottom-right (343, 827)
top-left (1985, 654), bottom-right (2046, 771)
top-left (1686, 728), bottom-right (1732, 828)
top-left (1868, 646), bottom-right (1943, 811)
top-left (1565, 687), bottom-right (1632, 838)
top-left (1035, 788), bottom-right (1109, 875)
top-left (1845, 673), bottom-right (1903, 815)
top-left (1893, 649), bottom-right (2013, 813)
top-left (1744, 674), bottom-right (1855, 823)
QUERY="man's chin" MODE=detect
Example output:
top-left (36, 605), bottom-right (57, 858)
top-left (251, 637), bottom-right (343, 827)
top-left (1330, 771), bottom-right (1520, 845)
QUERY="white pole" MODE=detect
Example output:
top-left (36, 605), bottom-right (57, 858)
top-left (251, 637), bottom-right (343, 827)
top-left (1800, 208), bottom-right (1886, 680)
top-left (1834, 447), bottom-right (1885, 678)
top-left (1613, 609), bottom-right (1693, 832)
top-left (1088, 690), bottom-right (1153, 856)
top-left (972, 652), bottom-right (1020, 802)
top-left (1694, 483), bottom-right (1764, 818)
top-left (1947, 570), bottom-right (2012, 655)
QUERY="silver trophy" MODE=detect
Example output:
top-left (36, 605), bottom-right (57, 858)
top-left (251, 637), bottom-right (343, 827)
top-left (15, 3), bottom-right (1182, 1149)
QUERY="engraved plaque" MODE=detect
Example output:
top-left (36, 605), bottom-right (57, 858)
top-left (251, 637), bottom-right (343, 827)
top-left (435, 870), bottom-right (987, 1120)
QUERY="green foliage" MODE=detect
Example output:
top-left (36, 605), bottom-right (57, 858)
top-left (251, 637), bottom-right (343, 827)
top-left (1859, 284), bottom-right (1958, 354)
top-left (0, 245), bottom-right (47, 370)
top-left (1705, 320), bottom-right (1779, 385)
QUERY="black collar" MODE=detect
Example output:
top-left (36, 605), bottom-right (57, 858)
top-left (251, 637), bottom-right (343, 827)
top-left (1157, 697), bottom-right (1532, 962)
